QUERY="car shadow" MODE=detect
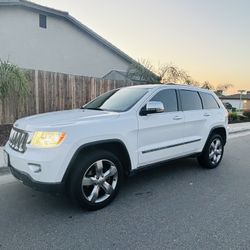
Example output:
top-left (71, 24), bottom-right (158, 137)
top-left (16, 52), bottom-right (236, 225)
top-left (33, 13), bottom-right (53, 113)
top-left (8, 157), bottom-right (203, 215)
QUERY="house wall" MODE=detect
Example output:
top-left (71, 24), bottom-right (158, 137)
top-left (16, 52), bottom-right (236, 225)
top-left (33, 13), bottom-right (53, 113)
top-left (243, 100), bottom-right (250, 110)
top-left (221, 99), bottom-right (250, 110)
top-left (0, 6), bottom-right (130, 77)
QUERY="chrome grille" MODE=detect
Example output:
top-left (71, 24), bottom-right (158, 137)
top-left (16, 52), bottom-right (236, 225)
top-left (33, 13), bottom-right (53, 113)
top-left (9, 128), bottom-right (28, 153)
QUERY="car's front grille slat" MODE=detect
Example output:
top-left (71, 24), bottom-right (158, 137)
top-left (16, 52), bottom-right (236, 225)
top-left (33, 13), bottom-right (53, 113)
top-left (9, 128), bottom-right (28, 153)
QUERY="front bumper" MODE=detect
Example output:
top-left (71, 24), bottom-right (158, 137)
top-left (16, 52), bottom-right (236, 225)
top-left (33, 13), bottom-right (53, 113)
top-left (9, 163), bottom-right (64, 193)
top-left (4, 142), bottom-right (74, 183)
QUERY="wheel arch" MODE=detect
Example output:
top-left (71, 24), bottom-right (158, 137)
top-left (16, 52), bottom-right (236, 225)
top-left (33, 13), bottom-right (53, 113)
top-left (62, 139), bottom-right (132, 183)
top-left (205, 126), bottom-right (227, 149)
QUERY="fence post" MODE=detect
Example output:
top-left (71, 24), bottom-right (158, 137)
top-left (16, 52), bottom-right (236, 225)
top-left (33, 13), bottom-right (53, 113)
top-left (34, 70), bottom-right (39, 114)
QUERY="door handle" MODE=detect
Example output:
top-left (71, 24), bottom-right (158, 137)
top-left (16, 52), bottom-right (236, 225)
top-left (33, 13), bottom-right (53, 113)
top-left (204, 113), bottom-right (211, 117)
top-left (173, 116), bottom-right (182, 120)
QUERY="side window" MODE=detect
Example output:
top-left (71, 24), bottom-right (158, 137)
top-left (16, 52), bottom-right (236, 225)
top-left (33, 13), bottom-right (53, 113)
top-left (151, 89), bottom-right (178, 112)
top-left (200, 92), bottom-right (220, 109)
top-left (180, 90), bottom-right (202, 111)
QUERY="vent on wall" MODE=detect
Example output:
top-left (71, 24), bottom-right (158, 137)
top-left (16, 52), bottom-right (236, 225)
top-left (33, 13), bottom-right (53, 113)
top-left (39, 14), bottom-right (47, 29)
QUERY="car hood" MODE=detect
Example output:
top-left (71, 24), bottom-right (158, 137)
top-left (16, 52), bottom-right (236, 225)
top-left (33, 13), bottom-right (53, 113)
top-left (14, 109), bottom-right (120, 131)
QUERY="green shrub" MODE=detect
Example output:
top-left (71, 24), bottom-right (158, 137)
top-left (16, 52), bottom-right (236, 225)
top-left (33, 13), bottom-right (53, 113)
top-left (243, 110), bottom-right (250, 119)
top-left (228, 112), bottom-right (238, 122)
top-left (0, 60), bottom-right (29, 101)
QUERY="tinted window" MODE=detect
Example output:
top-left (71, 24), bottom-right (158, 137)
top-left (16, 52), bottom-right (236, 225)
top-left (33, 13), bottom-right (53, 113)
top-left (200, 92), bottom-right (219, 109)
top-left (39, 14), bottom-right (47, 28)
top-left (83, 88), bottom-right (148, 112)
top-left (180, 90), bottom-right (202, 111)
top-left (151, 89), bottom-right (178, 112)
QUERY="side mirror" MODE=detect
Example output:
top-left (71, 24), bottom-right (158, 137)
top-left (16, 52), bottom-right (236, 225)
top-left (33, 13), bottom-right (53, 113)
top-left (141, 101), bottom-right (164, 115)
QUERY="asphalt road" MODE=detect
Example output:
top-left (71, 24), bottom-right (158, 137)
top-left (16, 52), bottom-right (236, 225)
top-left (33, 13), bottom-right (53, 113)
top-left (0, 135), bottom-right (250, 250)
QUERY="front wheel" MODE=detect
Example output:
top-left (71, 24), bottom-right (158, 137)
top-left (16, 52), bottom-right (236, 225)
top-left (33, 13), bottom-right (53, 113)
top-left (198, 134), bottom-right (224, 169)
top-left (68, 150), bottom-right (123, 210)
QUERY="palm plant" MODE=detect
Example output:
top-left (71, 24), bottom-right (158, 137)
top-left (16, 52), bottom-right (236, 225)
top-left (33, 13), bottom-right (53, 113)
top-left (0, 60), bottom-right (30, 121)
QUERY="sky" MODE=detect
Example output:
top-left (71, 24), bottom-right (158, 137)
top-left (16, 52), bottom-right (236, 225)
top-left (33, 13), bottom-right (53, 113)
top-left (32, 0), bottom-right (250, 93)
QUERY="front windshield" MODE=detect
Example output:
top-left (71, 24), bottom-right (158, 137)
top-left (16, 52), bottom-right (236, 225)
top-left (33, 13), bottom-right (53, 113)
top-left (82, 87), bottom-right (148, 112)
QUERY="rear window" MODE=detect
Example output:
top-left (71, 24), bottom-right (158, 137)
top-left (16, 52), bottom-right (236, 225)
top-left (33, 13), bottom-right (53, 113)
top-left (200, 92), bottom-right (220, 109)
top-left (180, 90), bottom-right (202, 111)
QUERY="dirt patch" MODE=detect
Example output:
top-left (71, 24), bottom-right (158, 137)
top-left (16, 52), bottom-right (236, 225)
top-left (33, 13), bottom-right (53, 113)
top-left (0, 124), bottom-right (12, 146)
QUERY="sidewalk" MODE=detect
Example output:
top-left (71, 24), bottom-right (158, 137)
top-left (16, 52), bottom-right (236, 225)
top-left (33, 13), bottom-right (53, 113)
top-left (227, 122), bottom-right (250, 134)
top-left (1, 122), bottom-right (250, 169)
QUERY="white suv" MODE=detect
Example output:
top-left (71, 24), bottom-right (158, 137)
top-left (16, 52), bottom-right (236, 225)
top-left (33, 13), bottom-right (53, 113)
top-left (4, 84), bottom-right (228, 210)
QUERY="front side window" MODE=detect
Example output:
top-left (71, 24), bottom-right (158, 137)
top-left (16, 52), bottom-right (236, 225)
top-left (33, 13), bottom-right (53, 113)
top-left (150, 89), bottom-right (178, 112)
top-left (82, 88), bottom-right (148, 112)
top-left (200, 92), bottom-right (220, 109)
top-left (180, 90), bottom-right (202, 111)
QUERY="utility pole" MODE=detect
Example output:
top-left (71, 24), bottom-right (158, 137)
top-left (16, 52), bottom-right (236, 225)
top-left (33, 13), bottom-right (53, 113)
top-left (238, 90), bottom-right (246, 110)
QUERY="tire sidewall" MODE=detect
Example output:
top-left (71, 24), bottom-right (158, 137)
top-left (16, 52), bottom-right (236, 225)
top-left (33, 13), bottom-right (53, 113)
top-left (68, 150), bottom-right (123, 210)
top-left (200, 134), bottom-right (224, 169)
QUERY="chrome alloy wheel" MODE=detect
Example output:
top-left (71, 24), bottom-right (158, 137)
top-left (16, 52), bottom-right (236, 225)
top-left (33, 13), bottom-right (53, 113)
top-left (81, 159), bottom-right (118, 203)
top-left (209, 138), bottom-right (223, 165)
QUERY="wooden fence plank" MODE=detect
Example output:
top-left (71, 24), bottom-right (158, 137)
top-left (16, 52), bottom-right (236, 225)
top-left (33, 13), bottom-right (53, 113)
top-left (0, 69), bottom-right (138, 124)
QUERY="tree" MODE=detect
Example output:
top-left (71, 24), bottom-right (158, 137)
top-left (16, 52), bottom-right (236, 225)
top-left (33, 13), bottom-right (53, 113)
top-left (216, 83), bottom-right (233, 92)
top-left (127, 59), bottom-right (160, 83)
top-left (127, 59), bottom-right (190, 84)
top-left (157, 63), bottom-right (190, 83)
top-left (201, 81), bottom-right (214, 90)
top-left (127, 59), bottom-right (233, 93)
top-left (0, 60), bottom-right (30, 120)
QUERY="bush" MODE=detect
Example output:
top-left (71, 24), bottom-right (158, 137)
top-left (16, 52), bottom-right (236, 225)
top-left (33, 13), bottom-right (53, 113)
top-left (243, 110), bottom-right (250, 119)
top-left (228, 112), bottom-right (238, 122)
top-left (0, 60), bottom-right (29, 100)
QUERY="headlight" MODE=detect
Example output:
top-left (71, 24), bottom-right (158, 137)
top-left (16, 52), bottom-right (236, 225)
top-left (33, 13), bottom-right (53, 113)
top-left (31, 132), bottom-right (66, 148)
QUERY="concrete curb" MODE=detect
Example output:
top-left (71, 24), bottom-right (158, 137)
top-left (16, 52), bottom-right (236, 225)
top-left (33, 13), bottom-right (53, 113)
top-left (0, 166), bottom-right (10, 176)
top-left (0, 147), bottom-right (5, 168)
top-left (1, 122), bottom-right (250, 170)
top-left (229, 128), bottom-right (250, 134)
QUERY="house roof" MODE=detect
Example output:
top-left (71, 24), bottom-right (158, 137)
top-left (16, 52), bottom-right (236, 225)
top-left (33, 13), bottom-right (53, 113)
top-left (220, 93), bottom-right (250, 100)
top-left (0, 0), bottom-right (138, 65)
top-left (102, 70), bottom-right (151, 83)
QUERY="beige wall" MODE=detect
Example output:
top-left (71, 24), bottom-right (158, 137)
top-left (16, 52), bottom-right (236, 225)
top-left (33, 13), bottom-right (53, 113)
top-left (0, 6), bottom-right (130, 77)
top-left (243, 100), bottom-right (250, 109)
top-left (222, 99), bottom-right (250, 110)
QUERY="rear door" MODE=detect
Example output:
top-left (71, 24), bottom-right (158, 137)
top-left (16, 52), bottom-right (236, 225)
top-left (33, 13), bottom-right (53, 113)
top-left (199, 91), bottom-right (223, 135)
top-left (137, 88), bottom-right (185, 166)
top-left (179, 89), bottom-right (206, 154)
top-left (199, 91), bottom-right (221, 121)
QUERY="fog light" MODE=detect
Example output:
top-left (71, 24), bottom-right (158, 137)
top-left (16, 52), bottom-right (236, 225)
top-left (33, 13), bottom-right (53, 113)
top-left (28, 163), bottom-right (41, 173)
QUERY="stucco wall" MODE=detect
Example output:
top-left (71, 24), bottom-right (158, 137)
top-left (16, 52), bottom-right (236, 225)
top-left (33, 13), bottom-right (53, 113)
top-left (222, 99), bottom-right (250, 110)
top-left (0, 6), bottom-right (130, 77)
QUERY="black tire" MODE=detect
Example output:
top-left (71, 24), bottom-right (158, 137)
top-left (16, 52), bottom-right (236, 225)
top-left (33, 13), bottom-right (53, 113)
top-left (67, 150), bottom-right (123, 211)
top-left (198, 134), bottom-right (224, 169)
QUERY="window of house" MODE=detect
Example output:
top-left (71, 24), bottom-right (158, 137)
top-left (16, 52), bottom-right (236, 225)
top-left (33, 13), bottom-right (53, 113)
top-left (180, 90), bottom-right (202, 111)
top-left (150, 89), bottom-right (178, 112)
top-left (39, 14), bottom-right (47, 28)
top-left (200, 92), bottom-right (220, 109)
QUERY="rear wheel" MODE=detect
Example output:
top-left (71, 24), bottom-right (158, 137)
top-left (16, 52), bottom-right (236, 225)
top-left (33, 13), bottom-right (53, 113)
top-left (68, 150), bottom-right (123, 210)
top-left (198, 134), bottom-right (224, 169)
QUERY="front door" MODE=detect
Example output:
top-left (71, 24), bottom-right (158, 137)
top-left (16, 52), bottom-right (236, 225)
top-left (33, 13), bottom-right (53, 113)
top-left (137, 89), bottom-right (185, 166)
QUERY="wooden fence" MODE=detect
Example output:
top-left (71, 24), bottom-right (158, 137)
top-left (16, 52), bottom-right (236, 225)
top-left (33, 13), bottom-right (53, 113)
top-left (0, 70), bottom-right (136, 124)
